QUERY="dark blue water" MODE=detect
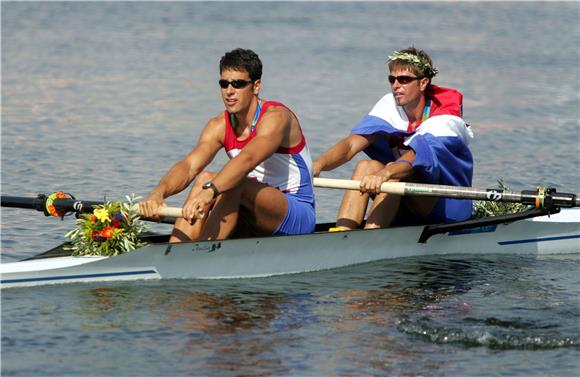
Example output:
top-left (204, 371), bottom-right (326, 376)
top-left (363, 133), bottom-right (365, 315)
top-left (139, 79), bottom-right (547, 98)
top-left (2, 2), bottom-right (579, 376)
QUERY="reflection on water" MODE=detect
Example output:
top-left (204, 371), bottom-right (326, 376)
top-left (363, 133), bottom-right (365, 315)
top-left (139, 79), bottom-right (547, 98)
top-left (4, 256), bottom-right (572, 376)
top-left (77, 286), bottom-right (290, 375)
top-left (2, 255), bottom-right (579, 375)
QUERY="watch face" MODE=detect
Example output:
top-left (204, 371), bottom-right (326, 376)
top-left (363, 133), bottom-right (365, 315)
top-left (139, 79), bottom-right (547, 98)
top-left (202, 182), bottom-right (217, 198)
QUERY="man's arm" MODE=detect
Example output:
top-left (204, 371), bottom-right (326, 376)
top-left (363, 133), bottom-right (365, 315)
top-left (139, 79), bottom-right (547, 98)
top-left (139, 116), bottom-right (223, 217)
top-left (178, 107), bottom-right (298, 223)
top-left (359, 149), bottom-right (417, 194)
top-left (313, 134), bottom-right (377, 176)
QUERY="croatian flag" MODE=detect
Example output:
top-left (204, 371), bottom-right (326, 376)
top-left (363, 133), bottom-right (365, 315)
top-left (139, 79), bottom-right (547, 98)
top-left (350, 86), bottom-right (474, 222)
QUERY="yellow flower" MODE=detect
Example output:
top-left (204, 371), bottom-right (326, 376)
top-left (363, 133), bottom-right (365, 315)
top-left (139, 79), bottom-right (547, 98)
top-left (94, 208), bottom-right (111, 223)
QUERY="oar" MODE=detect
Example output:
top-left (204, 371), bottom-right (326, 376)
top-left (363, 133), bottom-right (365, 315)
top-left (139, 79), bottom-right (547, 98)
top-left (313, 177), bottom-right (580, 209)
top-left (1, 194), bottom-right (183, 220)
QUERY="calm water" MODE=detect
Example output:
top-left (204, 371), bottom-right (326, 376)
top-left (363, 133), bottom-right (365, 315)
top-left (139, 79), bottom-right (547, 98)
top-left (1, 2), bottom-right (579, 376)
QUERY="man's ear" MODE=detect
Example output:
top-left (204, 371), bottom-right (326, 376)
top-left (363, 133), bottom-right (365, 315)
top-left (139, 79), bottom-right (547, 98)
top-left (419, 77), bottom-right (430, 92)
top-left (253, 79), bottom-right (261, 95)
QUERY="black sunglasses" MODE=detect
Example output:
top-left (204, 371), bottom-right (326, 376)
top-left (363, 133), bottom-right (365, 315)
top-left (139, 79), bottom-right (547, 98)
top-left (388, 75), bottom-right (422, 85)
top-left (219, 79), bottom-right (253, 89)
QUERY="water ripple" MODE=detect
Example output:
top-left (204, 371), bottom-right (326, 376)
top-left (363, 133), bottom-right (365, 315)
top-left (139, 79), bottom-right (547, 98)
top-left (397, 316), bottom-right (579, 350)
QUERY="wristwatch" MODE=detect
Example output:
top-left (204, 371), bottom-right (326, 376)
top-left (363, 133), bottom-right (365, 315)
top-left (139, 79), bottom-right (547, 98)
top-left (202, 181), bottom-right (219, 199)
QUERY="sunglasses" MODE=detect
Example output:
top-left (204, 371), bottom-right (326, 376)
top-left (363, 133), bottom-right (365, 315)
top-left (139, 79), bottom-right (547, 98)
top-left (219, 79), bottom-right (253, 89)
top-left (388, 75), bottom-right (422, 85)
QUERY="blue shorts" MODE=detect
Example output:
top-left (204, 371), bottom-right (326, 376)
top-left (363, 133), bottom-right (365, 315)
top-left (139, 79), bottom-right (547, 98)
top-left (274, 194), bottom-right (316, 235)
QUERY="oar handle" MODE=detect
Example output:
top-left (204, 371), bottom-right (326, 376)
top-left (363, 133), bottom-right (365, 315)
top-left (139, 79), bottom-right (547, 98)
top-left (130, 204), bottom-right (183, 218)
top-left (313, 178), bottom-right (406, 195)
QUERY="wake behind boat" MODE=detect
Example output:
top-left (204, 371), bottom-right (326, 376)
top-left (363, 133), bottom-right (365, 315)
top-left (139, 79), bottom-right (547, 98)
top-left (2, 206), bottom-right (579, 288)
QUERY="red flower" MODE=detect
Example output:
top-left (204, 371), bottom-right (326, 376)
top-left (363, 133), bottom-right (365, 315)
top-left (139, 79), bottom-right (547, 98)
top-left (90, 215), bottom-right (97, 222)
top-left (112, 220), bottom-right (121, 228)
top-left (100, 226), bottom-right (115, 239)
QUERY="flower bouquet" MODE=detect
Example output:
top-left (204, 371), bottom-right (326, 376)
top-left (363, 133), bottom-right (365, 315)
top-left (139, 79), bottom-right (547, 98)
top-left (65, 195), bottom-right (149, 256)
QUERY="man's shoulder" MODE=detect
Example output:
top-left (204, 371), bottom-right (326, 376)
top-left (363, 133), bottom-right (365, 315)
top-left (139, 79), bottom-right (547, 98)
top-left (374, 92), bottom-right (395, 103)
top-left (261, 101), bottom-right (294, 123)
top-left (430, 85), bottom-right (462, 94)
top-left (262, 100), bottom-right (291, 114)
top-left (207, 112), bottom-right (227, 128)
top-left (367, 93), bottom-right (405, 126)
top-left (429, 85), bottom-right (463, 118)
top-left (429, 85), bottom-right (462, 100)
top-left (200, 113), bottom-right (227, 140)
top-left (369, 92), bottom-right (397, 111)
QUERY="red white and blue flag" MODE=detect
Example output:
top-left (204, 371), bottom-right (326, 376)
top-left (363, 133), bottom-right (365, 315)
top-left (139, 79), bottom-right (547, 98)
top-left (350, 86), bottom-right (474, 222)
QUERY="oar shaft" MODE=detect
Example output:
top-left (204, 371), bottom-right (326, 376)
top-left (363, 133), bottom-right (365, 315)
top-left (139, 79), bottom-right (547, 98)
top-left (313, 178), bottom-right (580, 208)
top-left (402, 182), bottom-right (523, 201)
top-left (1, 196), bottom-right (45, 210)
top-left (1, 195), bottom-right (184, 219)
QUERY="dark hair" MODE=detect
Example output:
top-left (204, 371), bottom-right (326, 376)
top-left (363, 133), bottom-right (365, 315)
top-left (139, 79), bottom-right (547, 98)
top-left (219, 48), bottom-right (262, 82)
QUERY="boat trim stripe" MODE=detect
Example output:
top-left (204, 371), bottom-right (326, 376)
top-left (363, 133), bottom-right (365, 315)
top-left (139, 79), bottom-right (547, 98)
top-left (1, 269), bottom-right (159, 285)
top-left (498, 234), bottom-right (580, 245)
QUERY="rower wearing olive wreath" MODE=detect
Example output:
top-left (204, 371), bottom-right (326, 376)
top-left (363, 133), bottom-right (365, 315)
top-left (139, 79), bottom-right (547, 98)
top-left (140, 48), bottom-right (315, 242)
top-left (313, 47), bottom-right (474, 230)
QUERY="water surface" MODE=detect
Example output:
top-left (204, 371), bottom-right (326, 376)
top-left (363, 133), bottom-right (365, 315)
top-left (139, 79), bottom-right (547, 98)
top-left (2, 2), bottom-right (579, 376)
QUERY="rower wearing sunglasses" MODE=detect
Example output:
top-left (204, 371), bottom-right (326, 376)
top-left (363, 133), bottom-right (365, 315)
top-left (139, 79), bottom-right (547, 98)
top-left (140, 48), bottom-right (315, 241)
top-left (313, 47), bottom-right (474, 230)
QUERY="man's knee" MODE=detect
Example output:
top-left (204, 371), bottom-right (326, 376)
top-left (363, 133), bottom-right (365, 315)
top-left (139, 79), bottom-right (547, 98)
top-left (239, 179), bottom-right (269, 208)
top-left (351, 160), bottom-right (384, 179)
top-left (239, 181), bottom-right (289, 223)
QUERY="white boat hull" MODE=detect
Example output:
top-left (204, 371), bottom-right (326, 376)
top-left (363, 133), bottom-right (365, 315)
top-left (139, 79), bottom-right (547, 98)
top-left (2, 209), bottom-right (579, 288)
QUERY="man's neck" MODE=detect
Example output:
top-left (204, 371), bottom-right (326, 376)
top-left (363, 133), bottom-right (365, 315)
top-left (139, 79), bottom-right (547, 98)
top-left (403, 94), bottom-right (427, 125)
top-left (233, 97), bottom-right (259, 129)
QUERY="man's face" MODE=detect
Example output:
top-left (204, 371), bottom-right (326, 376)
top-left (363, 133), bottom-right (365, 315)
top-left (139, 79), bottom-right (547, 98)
top-left (389, 66), bottom-right (429, 107)
top-left (219, 68), bottom-right (260, 114)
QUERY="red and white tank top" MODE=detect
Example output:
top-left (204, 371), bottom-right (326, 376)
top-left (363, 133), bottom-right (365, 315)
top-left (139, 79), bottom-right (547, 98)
top-left (223, 101), bottom-right (314, 202)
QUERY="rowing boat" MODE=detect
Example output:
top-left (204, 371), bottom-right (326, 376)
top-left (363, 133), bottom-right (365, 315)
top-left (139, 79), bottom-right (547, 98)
top-left (2, 180), bottom-right (579, 288)
top-left (2, 207), bottom-right (579, 288)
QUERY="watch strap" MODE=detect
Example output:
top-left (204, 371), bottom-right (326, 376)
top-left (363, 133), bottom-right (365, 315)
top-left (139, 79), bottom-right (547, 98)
top-left (203, 181), bottom-right (219, 199)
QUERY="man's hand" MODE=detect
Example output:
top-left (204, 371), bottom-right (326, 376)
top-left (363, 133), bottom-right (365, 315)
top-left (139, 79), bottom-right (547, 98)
top-left (359, 172), bottom-right (392, 195)
top-left (312, 160), bottom-right (322, 177)
top-left (183, 189), bottom-right (216, 223)
top-left (139, 193), bottom-right (167, 221)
